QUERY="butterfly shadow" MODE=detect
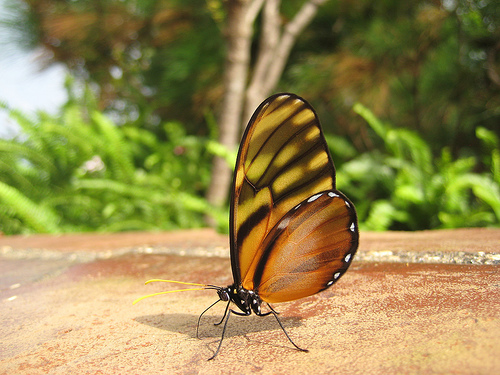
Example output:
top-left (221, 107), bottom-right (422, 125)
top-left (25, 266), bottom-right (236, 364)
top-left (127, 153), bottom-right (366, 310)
top-left (134, 311), bottom-right (306, 340)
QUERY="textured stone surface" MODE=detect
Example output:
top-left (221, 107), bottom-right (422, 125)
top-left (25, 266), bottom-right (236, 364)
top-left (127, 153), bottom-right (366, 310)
top-left (1, 229), bottom-right (499, 374)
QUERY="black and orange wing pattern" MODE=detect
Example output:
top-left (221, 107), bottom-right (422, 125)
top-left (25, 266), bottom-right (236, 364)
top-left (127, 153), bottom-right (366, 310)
top-left (230, 93), bottom-right (358, 302)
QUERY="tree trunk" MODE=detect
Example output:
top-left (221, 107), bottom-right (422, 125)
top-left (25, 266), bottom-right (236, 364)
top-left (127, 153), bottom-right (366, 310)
top-left (206, 0), bottom-right (328, 216)
top-left (205, 0), bottom-right (264, 210)
top-left (243, 0), bottom-right (329, 126)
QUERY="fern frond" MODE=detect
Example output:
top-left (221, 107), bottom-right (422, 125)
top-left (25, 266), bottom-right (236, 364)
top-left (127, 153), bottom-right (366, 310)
top-left (91, 111), bottom-right (135, 183)
top-left (0, 181), bottom-right (60, 233)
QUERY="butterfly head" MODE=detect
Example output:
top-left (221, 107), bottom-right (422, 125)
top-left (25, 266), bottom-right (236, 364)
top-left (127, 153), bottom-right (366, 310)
top-left (215, 286), bottom-right (230, 302)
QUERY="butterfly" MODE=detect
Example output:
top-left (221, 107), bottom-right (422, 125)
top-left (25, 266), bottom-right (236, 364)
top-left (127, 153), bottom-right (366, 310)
top-left (134, 93), bottom-right (359, 360)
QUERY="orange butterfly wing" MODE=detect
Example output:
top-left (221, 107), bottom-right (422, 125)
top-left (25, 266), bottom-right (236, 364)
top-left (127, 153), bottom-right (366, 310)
top-left (253, 190), bottom-right (358, 303)
top-left (230, 93), bottom-right (358, 301)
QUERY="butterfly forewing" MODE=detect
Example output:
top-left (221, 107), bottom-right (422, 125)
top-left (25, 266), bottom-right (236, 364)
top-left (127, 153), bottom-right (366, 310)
top-left (231, 94), bottom-right (338, 289)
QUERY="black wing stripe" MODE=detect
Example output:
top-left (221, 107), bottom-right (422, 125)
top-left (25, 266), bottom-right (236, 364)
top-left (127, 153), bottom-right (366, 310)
top-left (236, 204), bottom-right (270, 250)
top-left (253, 119), bottom-right (323, 188)
top-left (244, 101), bottom-right (307, 164)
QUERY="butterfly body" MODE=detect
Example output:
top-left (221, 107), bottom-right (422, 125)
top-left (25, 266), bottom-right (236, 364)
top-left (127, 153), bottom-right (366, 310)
top-left (217, 284), bottom-right (264, 316)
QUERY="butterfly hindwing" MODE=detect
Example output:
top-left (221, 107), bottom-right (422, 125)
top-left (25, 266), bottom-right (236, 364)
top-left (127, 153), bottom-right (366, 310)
top-left (252, 190), bottom-right (358, 303)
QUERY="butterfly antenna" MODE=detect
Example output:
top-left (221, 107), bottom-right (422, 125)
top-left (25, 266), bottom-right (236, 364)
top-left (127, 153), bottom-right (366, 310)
top-left (133, 280), bottom-right (213, 305)
top-left (267, 303), bottom-right (308, 353)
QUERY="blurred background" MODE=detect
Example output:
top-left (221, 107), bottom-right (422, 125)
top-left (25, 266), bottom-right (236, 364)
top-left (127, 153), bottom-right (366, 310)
top-left (0, 0), bottom-right (498, 235)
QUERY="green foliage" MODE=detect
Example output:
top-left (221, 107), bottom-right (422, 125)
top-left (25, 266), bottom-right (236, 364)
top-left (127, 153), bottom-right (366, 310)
top-left (0, 181), bottom-right (60, 234)
top-left (286, 0), bottom-right (500, 160)
top-left (2, 0), bottom-right (499, 234)
top-left (338, 103), bottom-right (500, 231)
top-left (0, 86), bottom-right (226, 235)
top-left (1, 89), bottom-right (498, 234)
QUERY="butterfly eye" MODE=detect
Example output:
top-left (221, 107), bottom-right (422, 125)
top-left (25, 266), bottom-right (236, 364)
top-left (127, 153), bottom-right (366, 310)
top-left (217, 289), bottom-right (230, 302)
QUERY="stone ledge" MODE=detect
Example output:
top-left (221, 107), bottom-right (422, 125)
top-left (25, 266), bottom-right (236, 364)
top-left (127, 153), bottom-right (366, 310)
top-left (1, 228), bottom-right (498, 263)
top-left (0, 228), bottom-right (499, 374)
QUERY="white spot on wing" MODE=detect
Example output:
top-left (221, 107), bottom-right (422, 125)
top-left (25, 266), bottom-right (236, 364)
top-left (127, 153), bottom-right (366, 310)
top-left (334, 272), bottom-right (341, 279)
top-left (345, 253), bottom-right (351, 263)
top-left (350, 222), bottom-right (356, 232)
top-left (327, 280), bottom-right (334, 286)
top-left (277, 216), bottom-right (291, 231)
top-left (308, 193), bottom-right (323, 203)
top-left (328, 191), bottom-right (339, 198)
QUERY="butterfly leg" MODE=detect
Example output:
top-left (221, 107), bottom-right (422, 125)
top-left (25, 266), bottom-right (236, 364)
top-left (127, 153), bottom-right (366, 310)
top-left (196, 299), bottom-right (221, 339)
top-left (213, 299), bottom-right (230, 326)
top-left (266, 303), bottom-right (280, 314)
top-left (208, 308), bottom-right (250, 360)
top-left (265, 303), bottom-right (308, 353)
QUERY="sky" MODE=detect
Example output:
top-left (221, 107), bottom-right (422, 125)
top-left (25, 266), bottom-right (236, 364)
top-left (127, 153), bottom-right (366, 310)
top-left (0, 0), bottom-right (67, 138)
